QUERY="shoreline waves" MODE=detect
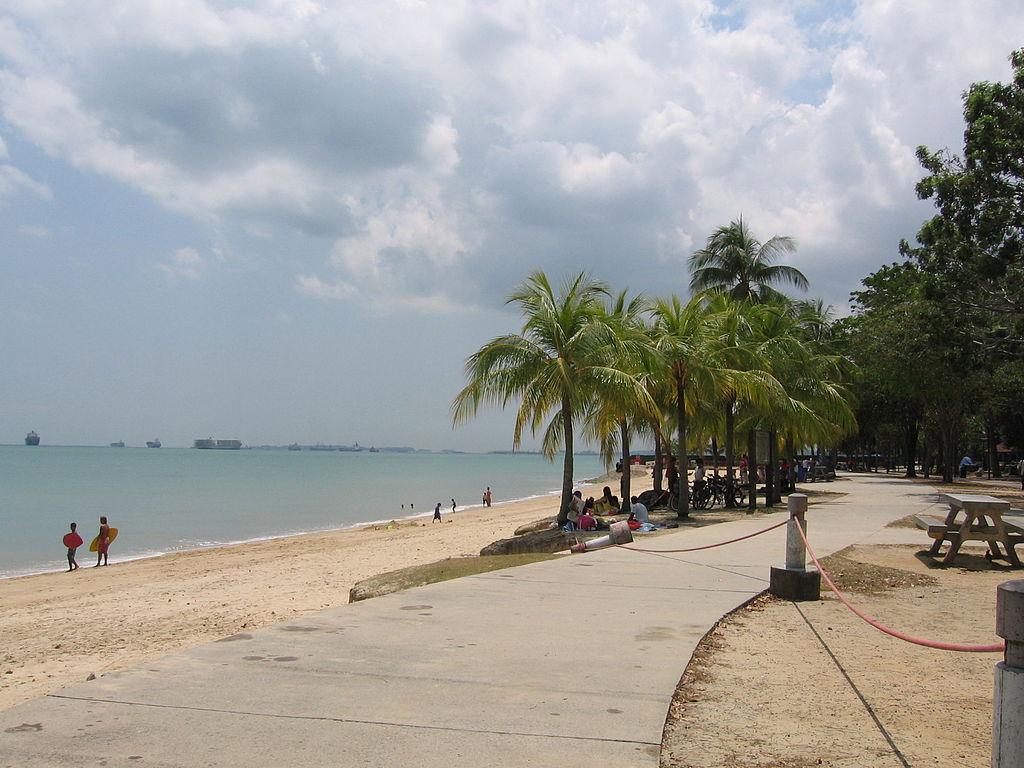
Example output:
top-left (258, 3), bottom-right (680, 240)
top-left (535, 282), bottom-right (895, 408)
top-left (0, 489), bottom-right (565, 583)
top-left (0, 470), bottom-right (651, 711)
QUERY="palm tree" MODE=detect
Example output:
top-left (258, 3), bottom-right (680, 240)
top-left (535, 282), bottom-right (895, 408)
top-left (690, 217), bottom-right (808, 303)
top-left (648, 294), bottom-right (727, 518)
top-left (452, 271), bottom-right (646, 523)
top-left (586, 290), bottom-right (659, 512)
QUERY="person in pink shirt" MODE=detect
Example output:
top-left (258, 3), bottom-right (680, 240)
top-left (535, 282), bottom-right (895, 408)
top-left (577, 510), bottom-right (597, 531)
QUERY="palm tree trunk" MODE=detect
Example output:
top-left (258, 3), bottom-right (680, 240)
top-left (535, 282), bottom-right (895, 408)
top-left (765, 429), bottom-right (776, 507)
top-left (765, 428), bottom-right (778, 505)
top-left (557, 397), bottom-right (575, 524)
top-left (676, 373), bottom-right (689, 519)
top-left (725, 399), bottom-right (735, 507)
top-left (747, 428), bottom-right (757, 512)
top-left (785, 432), bottom-right (795, 491)
top-left (620, 419), bottom-right (631, 514)
top-left (653, 428), bottom-right (663, 494)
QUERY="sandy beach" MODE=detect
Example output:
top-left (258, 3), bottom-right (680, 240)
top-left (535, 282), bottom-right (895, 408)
top-left (0, 472), bottom-right (650, 711)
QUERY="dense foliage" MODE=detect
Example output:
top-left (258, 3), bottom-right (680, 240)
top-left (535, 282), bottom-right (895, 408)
top-left (841, 50), bottom-right (1024, 481)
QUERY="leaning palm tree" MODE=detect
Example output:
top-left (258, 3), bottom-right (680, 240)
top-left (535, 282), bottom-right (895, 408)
top-left (690, 217), bottom-right (808, 303)
top-left (452, 271), bottom-right (647, 523)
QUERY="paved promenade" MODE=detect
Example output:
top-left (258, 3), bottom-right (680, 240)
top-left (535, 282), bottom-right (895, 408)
top-left (0, 474), bottom-right (938, 767)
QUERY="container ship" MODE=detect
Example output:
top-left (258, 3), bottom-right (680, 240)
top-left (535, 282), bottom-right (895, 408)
top-left (193, 438), bottom-right (242, 450)
top-left (146, 439), bottom-right (161, 448)
top-left (25, 431), bottom-right (40, 446)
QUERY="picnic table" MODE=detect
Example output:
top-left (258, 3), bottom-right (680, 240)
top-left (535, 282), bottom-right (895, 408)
top-left (915, 493), bottom-right (1023, 566)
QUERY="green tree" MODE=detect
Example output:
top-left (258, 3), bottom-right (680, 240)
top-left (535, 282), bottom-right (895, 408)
top-left (649, 294), bottom-right (729, 518)
top-left (452, 271), bottom-right (644, 523)
top-left (910, 49), bottom-right (1024, 344)
top-left (689, 217), bottom-right (808, 303)
top-left (586, 290), bottom-right (659, 512)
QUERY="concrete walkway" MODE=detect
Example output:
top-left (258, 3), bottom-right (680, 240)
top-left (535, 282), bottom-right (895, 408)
top-left (0, 474), bottom-right (942, 767)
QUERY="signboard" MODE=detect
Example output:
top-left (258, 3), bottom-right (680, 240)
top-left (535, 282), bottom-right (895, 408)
top-left (755, 430), bottom-right (771, 458)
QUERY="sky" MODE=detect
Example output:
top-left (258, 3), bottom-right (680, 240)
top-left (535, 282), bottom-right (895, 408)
top-left (1, 0), bottom-right (1022, 451)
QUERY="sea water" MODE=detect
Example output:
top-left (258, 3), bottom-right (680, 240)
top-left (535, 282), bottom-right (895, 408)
top-left (0, 445), bottom-right (607, 579)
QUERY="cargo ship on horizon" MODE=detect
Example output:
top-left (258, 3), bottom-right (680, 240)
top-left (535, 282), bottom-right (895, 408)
top-left (25, 431), bottom-right (40, 446)
top-left (193, 438), bottom-right (242, 450)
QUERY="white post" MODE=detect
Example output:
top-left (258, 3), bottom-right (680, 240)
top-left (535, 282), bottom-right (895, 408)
top-left (993, 580), bottom-right (1024, 768)
top-left (786, 494), bottom-right (809, 570)
top-left (769, 494), bottom-right (818, 601)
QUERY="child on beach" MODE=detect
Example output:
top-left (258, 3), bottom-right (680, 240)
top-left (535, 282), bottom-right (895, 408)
top-left (483, 487), bottom-right (492, 507)
top-left (64, 522), bottom-right (81, 571)
top-left (433, 503), bottom-right (442, 523)
top-left (451, 498), bottom-right (457, 513)
top-left (96, 516), bottom-right (111, 567)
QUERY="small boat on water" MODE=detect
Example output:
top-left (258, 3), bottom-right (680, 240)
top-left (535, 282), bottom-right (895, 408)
top-left (25, 431), bottom-right (40, 446)
top-left (110, 441), bottom-right (125, 448)
top-left (146, 439), bottom-right (161, 448)
top-left (287, 443), bottom-right (302, 451)
top-left (368, 446), bottom-right (379, 453)
top-left (194, 438), bottom-right (242, 450)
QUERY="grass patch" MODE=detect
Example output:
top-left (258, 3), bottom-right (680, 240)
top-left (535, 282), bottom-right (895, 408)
top-left (349, 553), bottom-right (559, 602)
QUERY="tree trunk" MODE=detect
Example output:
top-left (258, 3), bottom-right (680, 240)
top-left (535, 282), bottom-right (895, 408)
top-left (725, 399), bottom-right (736, 507)
top-left (557, 397), bottom-right (575, 524)
top-left (939, 416), bottom-right (957, 484)
top-left (785, 433), bottom-right (795, 491)
top-left (653, 427), bottom-right (663, 494)
top-left (903, 415), bottom-right (919, 478)
top-left (747, 428), bottom-right (757, 512)
top-left (620, 419), bottom-right (631, 514)
top-left (765, 429), bottom-right (776, 506)
top-left (676, 373), bottom-right (689, 519)
top-left (922, 433), bottom-right (929, 478)
top-left (987, 417), bottom-right (1000, 478)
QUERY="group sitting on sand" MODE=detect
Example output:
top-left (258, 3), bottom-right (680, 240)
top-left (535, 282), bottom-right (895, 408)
top-left (561, 486), bottom-right (650, 532)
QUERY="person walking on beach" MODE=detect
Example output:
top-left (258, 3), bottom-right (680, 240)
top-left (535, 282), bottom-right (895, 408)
top-left (95, 516), bottom-right (111, 567)
top-left (451, 498), bottom-right (457, 513)
top-left (64, 522), bottom-right (81, 571)
top-left (483, 487), bottom-right (492, 507)
top-left (433, 503), bottom-right (442, 523)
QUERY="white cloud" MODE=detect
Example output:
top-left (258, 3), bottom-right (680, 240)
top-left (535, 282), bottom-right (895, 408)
top-left (158, 246), bottom-right (203, 280)
top-left (17, 224), bottom-right (49, 237)
top-left (295, 275), bottom-right (356, 301)
top-left (3, 0), bottom-right (1024, 309)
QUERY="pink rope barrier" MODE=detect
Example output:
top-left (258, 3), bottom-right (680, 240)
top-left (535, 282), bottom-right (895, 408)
top-left (793, 518), bottom-right (1004, 653)
top-left (618, 518), bottom-right (789, 554)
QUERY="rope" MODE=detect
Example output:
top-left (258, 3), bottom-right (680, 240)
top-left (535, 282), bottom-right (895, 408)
top-left (793, 518), bottom-right (1004, 653)
top-left (618, 518), bottom-right (789, 554)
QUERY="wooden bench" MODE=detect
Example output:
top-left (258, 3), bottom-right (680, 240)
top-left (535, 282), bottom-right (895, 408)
top-left (918, 494), bottom-right (1022, 566)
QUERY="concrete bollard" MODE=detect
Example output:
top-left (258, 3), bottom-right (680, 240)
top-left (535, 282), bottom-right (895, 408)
top-left (570, 521), bottom-right (633, 554)
top-left (786, 494), bottom-right (809, 571)
top-left (993, 580), bottom-right (1024, 768)
top-left (769, 494), bottom-right (820, 601)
